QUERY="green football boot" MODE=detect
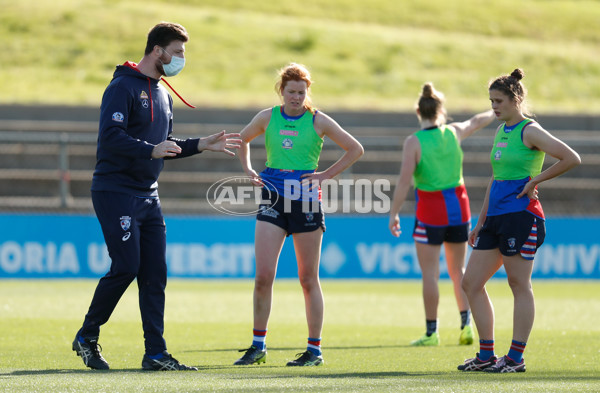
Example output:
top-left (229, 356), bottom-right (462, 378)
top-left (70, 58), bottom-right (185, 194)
top-left (410, 332), bottom-right (440, 346)
top-left (459, 325), bottom-right (474, 345)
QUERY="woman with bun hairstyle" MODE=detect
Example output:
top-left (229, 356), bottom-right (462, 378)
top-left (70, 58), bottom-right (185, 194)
top-left (457, 69), bottom-right (580, 373)
top-left (389, 82), bottom-right (495, 347)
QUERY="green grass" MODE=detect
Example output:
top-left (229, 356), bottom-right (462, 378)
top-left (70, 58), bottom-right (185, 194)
top-left (2, 0), bottom-right (600, 113)
top-left (0, 280), bottom-right (599, 392)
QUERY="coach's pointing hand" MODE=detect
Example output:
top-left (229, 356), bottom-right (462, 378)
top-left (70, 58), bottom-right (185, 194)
top-left (198, 130), bottom-right (242, 156)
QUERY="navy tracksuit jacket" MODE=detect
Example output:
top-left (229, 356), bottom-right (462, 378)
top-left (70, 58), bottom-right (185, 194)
top-left (79, 62), bottom-right (200, 355)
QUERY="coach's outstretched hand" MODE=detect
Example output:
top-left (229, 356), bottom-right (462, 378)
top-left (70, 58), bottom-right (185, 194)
top-left (198, 130), bottom-right (242, 156)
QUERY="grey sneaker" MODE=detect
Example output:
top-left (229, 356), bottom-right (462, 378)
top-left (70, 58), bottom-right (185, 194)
top-left (142, 351), bottom-right (197, 371)
top-left (72, 335), bottom-right (109, 370)
top-left (234, 345), bottom-right (267, 365)
top-left (286, 350), bottom-right (324, 366)
top-left (457, 353), bottom-right (497, 371)
top-left (484, 355), bottom-right (526, 373)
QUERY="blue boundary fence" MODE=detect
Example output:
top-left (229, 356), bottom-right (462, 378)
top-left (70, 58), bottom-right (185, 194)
top-left (0, 214), bottom-right (598, 279)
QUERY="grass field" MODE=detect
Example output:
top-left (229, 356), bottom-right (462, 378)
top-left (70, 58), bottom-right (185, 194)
top-left (2, 0), bottom-right (600, 113)
top-left (0, 279), bottom-right (598, 392)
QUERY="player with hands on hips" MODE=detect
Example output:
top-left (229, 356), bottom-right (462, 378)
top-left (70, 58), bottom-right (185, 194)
top-left (234, 63), bottom-right (363, 367)
top-left (458, 69), bottom-right (580, 373)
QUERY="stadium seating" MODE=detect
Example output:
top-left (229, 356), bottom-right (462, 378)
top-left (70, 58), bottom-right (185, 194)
top-left (0, 105), bottom-right (597, 216)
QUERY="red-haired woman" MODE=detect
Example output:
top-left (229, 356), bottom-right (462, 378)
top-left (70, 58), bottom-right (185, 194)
top-left (234, 63), bottom-right (363, 366)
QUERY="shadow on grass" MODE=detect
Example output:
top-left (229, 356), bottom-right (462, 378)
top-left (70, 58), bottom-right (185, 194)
top-left (185, 344), bottom-right (412, 354)
top-left (0, 364), bottom-right (289, 376)
top-left (227, 371), bottom-right (422, 379)
top-left (0, 369), bottom-right (422, 378)
top-left (210, 370), bottom-right (600, 382)
top-left (1, 369), bottom-right (145, 376)
top-left (2, 369), bottom-right (599, 383)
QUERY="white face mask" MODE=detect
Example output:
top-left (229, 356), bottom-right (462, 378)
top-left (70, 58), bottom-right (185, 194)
top-left (161, 48), bottom-right (185, 77)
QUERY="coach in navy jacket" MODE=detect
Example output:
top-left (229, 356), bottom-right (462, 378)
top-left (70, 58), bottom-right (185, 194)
top-left (73, 22), bottom-right (240, 371)
top-left (92, 61), bottom-right (204, 196)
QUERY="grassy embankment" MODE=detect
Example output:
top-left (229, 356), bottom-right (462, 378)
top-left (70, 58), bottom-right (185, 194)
top-left (2, 0), bottom-right (600, 114)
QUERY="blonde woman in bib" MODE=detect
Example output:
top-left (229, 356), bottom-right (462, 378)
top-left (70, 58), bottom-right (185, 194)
top-left (389, 82), bottom-right (495, 347)
top-left (234, 63), bottom-right (363, 367)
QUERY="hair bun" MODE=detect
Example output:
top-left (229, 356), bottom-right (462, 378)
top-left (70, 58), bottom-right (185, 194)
top-left (421, 82), bottom-right (434, 98)
top-left (510, 68), bottom-right (525, 81)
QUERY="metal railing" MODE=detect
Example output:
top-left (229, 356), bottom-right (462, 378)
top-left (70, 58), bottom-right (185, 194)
top-left (0, 131), bottom-right (96, 208)
top-left (1, 123), bottom-right (599, 215)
